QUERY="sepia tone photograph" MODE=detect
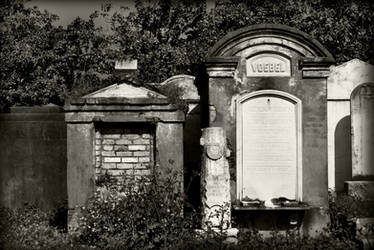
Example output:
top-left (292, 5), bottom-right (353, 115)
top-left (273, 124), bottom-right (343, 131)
top-left (0, 0), bottom-right (373, 249)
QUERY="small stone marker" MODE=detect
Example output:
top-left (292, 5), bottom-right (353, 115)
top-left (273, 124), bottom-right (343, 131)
top-left (200, 127), bottom-right (231, 229)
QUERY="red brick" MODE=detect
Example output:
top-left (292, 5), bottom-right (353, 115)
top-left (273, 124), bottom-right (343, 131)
top-left (128, 145), bottom-right (146, 151)
top-left (102, 163), bottom-right (116, 169)
top-left (133, 139), bottom-right (150, 144)
top-left (116, 151), bottom-right (132, 157)
top-left (115, 139), bottom-right (132, 145)
top-left (102, 151), bottom-right (115, 156)
top-left (104, 157), bottom-right (121, 163)
top-left (123, 134), bottom-right (140, 140)
top-left (103, 134), bottom-right (121, 139)
top-left (102, 139), bottom-right (115, 145)
top-left (103, 145), bottom-right (113, 151)
top-left (122, 157), bottom-right (138, 163)
top-left (133, 151), bottom-right (150, 157)
top-left (117, 163), bottom-right (135, 169)
top-left (139, 157), bottom-right (150, 163)
top-left (142, 134), bottom-right (151, 139)
top-left (114, 145), bottom-right (127, 151)
top-left (107, 170), bottom-right (124, 176)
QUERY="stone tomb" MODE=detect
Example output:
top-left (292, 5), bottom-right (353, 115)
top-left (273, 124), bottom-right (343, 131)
top-left (327, 59), bottom-right (374, 192)
top-left (327, 59), bottom-right (374, 221)
top-left (65, 82), bottom-right (185, 228)
top-left (198, 24), bottom-right (335, 232)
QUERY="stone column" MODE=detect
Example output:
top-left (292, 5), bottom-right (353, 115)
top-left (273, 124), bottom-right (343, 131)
top-left (200, 127), bottom-right (231, 229)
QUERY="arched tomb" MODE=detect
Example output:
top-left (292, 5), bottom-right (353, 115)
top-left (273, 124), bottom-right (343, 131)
top-left (198, 24), bottom-right (335, 232)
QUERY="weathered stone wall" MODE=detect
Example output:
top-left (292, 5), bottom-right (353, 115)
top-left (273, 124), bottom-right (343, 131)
top-left (95, 124), bottom-right (154, 179)
top-left (0, 105), bottom-right (67, 210)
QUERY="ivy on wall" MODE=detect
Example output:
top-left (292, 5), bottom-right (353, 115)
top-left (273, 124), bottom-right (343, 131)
top-left (0, 0), bottom-right (373, 110)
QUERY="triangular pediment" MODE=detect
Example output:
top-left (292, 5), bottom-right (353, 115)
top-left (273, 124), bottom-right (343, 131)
top-left (83, 83), bottom-right (166, 99)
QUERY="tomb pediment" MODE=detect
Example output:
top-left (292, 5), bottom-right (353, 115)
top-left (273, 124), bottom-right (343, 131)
top-left (83, 82), bottom-right (167, 99)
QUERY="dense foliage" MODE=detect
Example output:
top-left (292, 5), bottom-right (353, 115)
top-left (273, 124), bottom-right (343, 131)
top-left (1, 0), bottom-right (373, 110)
top-left (1, 177), bottom-right (368, 249)
top-left (0, 205), bottom-right (75, 249)
top-left (0, 0), bottom-right (118, 110)
top-left (77, 171), bottom-right (196, 249)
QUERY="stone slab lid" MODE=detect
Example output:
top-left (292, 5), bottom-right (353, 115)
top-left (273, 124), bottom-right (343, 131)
top-left (328, 59), bottom-right (374, 100)
top-left (159, 75), bottom-right (199, 101)
top-left (83, 83), bottom-right (166, 99)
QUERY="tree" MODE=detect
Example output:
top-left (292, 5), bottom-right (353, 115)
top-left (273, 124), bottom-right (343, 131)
top-left (0, 1), bottom-right (117, 110)
top-left (0, 0), bottom-right (62, 109)
top-left (108, 0), bottom-right (373, 83)
top-left (0, 0), bottom-right (373, 110)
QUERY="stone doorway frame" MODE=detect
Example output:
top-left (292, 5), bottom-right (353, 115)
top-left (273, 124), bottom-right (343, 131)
top-left (235, 89), bottom-right (303, 201)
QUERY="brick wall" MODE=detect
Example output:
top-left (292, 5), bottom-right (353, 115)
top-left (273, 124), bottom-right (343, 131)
top-left (95, 124), bottom-right (154, 181)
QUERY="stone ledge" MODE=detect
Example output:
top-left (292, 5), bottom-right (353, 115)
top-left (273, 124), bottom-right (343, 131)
top-left (65, 111), bottom-right (185, 123)
top-left (300, 57), bottom-right (334, 78)
top-left (205, 57), bottom-right (240, 78)
top-left (345, 181), bottom-right (374, 201)
top-left (67, 97), bottom-right (170, 106)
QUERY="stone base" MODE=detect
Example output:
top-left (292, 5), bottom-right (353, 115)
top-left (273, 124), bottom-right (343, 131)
top-left (345, 181), bottom-right (374, 200)
top-left (356, 217), bottom-right (374, 250)
top-left (345, 181), bottom-right (374, 216)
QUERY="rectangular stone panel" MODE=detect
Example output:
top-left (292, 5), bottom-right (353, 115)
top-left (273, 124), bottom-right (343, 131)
top-left (241, 96), bottom-right (297, 202)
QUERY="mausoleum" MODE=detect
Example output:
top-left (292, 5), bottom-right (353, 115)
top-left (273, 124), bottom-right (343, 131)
top-left (64, 78), bottom-right (186, 225)
top-left (197, 24), bottom-right (335, 233)
top-left (9, 23), bottom-right (370, 235)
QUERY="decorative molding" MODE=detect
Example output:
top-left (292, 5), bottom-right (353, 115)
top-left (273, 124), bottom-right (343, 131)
top-left (205, 57), bottom-right (240, 78)
top-left (209, 24), bottom-right (335, 60)
top-left (300, 57), bottom-right (335, 78)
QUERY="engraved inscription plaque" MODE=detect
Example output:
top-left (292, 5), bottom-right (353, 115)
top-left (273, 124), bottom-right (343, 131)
top-left (246, 53), bottom-right (291, 77)
top-left (241, 96), bottom-right (297, 201)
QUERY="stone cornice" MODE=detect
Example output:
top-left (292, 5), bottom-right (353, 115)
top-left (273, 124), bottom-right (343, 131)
top-left (205, 57), bottom-right (240, 77)
top-left (300, 57), bottom-right (335, 78)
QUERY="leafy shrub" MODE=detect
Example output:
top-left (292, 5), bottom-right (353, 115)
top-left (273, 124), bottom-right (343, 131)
top-left (0, 184), bottom-right (365, 249)
top-left (327, 189), bottom-right (373, 248)
top-left (0, 205), bottom-right (75, 249)
top-left (327, 190), bottom-right (360, 241)
top-left (76, 170), bottom-right (197, 249)
top-left (181, 229), bottom-right (359, 250)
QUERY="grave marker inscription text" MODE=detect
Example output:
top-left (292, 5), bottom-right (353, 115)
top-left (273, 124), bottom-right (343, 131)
top-left (239, 95), bottom-right (298, 202)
